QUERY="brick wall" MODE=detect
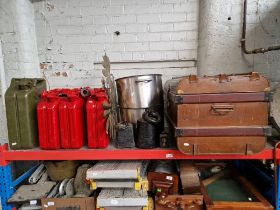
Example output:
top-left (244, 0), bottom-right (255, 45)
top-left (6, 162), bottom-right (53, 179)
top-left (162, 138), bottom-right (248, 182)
top-left (0, 0), bottom-right (40, 144)
top-left (33, 0), bottom-right (199, 88)
top-left (0, 0), bottom-right (40, 83)
top-left (1, 0), bottom-right (280, 144)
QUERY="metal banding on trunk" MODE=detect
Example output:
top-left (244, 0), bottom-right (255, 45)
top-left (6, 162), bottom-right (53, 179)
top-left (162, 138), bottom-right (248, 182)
top-left (174, 126), bottom-right (272, 137)
top-left (169, 92), bottom-right (269, 104)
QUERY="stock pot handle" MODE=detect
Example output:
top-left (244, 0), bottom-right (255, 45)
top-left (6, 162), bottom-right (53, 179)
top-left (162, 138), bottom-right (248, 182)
top-left (135, 79), bottom-right (152, 83)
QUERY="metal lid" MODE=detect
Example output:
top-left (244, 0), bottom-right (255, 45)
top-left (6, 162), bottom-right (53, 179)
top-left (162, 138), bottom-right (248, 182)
top-left (115, 74), bottom-right (162, 81)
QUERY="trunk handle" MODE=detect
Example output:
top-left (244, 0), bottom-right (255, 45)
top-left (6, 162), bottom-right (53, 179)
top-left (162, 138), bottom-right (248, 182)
top-left (211, 104), bottom-right (234, 115)
top-left (189, 75), bottom-right (198, 83)
top-left (250, 72), bottom-right (260, 80)
top-left (219, 74), bottom-right (229, 83)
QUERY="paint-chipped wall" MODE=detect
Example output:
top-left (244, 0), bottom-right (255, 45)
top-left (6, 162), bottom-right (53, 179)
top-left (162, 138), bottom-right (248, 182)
top-left (33, 0), bottom-right (199, 88)
top-left (1, 0), bottom-right (280, 145)
top-left (198, 0), bottom-right (280, 83)
top-left (0, 0), bottom-right (40, 144)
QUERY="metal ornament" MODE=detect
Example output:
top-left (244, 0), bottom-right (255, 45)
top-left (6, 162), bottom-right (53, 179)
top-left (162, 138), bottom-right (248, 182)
top-left (101, 54), bottom-right (117, 141)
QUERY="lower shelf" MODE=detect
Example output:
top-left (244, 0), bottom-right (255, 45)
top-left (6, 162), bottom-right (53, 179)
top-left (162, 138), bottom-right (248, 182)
top-left (0, 143), bottom-right (279, 161)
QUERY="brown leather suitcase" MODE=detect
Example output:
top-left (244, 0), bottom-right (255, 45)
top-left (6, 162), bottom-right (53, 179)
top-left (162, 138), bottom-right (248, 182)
top-left (164, 72), bottom-right (271, 155)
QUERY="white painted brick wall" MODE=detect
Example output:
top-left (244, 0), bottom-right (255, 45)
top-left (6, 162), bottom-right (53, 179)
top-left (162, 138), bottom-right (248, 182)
top-left (1, 0), bottom-right (279, 145)
top-left (198, 0), bottom-right (280, 82)
top-left (0, 0), bottom-right (40, 81)
top-left (0, 0), bottom-right (40, 144)
top-left (33, 0), bottom-right (199, 88)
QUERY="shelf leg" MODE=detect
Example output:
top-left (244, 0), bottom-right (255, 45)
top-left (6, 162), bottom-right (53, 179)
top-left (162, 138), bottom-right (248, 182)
top-left (277, 164), bottom-right (280, 210)
top-left (0, 164), bottom-right (14, 210)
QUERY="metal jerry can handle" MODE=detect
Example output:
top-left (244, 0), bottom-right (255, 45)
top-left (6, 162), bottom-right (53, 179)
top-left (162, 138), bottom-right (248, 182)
top-left (210, 104), bottom-right (234, 115)
top-left (18, 80), bottom-right (36, 90)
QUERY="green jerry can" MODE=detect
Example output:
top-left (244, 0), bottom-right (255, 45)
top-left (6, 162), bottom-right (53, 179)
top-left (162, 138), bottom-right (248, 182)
top-left (5, 78), bottom-right (46, 149)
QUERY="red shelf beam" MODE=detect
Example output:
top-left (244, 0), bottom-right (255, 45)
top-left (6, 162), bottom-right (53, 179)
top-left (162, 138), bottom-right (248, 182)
top-left (1, 144), bottom-right (279, 164)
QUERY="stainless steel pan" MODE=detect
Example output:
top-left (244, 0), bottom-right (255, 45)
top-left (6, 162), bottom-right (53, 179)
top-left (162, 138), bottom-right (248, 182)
top-left (116, 74), bottom-right (163, 109)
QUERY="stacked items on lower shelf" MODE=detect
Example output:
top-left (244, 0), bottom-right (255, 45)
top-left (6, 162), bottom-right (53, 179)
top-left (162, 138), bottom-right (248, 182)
top-left (86, 160), bottom-right (151, 210)
top-left (97, 189), bottom-right (150, 210)
top-left (8, 161), bottom-right (95, 210)
top-left (197, 161), bottom-right (274, 210)
top-left (149, 160), bottom-right (274, 210)
top-left (87, 161), bottom-right (149, 190)
top-left (4, 160), bottom-right (275, 210)
top-left (150, 161), bottom-right (203, 210)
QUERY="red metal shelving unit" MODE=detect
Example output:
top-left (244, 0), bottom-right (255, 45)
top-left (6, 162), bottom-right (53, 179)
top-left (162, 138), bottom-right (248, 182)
top-left (1, 142), bottom-right (279, 210)
top-left (1, 143), bottom-right (279, 165)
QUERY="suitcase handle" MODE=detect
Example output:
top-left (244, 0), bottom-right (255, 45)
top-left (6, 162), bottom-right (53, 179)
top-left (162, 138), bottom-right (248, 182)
top-left (211, 104), bottom-right (234, 115)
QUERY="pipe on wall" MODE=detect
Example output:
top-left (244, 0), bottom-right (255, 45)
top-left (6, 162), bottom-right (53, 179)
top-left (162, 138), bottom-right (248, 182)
top-left (241, 0), bottom-right (280, 54)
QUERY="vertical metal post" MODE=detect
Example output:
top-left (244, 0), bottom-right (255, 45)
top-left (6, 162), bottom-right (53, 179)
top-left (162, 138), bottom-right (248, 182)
top-left (0, 164), bottom-right (14, 210)
top-left (277, 165), bottom-right (280, 210)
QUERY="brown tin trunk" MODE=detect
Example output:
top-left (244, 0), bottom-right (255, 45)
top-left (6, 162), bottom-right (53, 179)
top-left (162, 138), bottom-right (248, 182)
top-left (164, 72), bottom-right (270, 155)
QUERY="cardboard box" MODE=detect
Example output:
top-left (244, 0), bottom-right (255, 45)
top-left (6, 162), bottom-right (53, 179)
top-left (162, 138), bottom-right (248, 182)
top-left (41, 197), bottom-right (95, 210)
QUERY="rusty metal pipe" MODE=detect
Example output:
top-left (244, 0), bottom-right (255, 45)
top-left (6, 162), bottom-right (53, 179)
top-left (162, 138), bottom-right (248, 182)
top-left (241, 0), bottom-right (280, 54)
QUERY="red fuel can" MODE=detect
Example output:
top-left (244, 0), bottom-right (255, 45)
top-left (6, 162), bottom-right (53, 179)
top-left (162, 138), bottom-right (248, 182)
top-left (59, 89), bottom-right (86, 149)
top-left (87, 89), bottom-right (110, 149)
top-left (37, 89), bottom-right (61, 149)
top-left (37, 89), bottom-right (86, 149)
